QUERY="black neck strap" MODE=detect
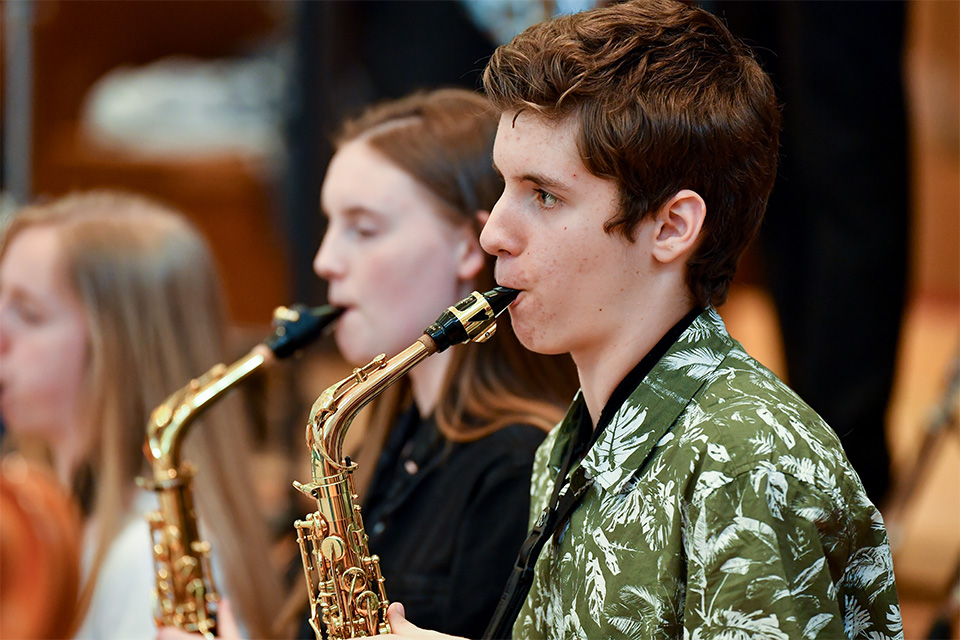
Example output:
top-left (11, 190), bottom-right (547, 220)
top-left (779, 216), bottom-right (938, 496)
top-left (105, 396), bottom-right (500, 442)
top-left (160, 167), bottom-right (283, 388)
top-left (482, 306), bottom-right (702, 639)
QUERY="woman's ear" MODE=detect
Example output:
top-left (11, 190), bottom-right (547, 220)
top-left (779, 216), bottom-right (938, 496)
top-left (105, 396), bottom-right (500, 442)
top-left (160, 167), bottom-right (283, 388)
top-left (455, 215), bottom-right (487, 282)
top-left (651, 189), bottom-right (706, 264)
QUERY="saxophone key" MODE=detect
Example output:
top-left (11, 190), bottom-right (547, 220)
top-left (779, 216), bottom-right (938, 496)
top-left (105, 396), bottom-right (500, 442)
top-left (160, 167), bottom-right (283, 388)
top-left (320, 535), bottom-right (346, 561)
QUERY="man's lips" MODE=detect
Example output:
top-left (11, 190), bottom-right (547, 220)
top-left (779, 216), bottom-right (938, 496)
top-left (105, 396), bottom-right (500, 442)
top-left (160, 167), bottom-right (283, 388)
top-left (495, 286), bottom-right (524, 307)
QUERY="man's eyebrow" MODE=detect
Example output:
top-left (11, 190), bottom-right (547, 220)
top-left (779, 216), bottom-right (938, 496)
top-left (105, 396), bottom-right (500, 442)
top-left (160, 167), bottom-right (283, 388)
top-left (521, 171), bottom-right (571, 193)
top-left (493, 158), bottom-right (573, 193)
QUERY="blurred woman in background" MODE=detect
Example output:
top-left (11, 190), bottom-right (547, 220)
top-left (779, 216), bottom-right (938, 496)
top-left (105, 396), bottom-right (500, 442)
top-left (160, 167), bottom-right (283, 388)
top-left (0, 191), bottom-right (283, 639)
top-left (302, 88), bottom-right (579, 639)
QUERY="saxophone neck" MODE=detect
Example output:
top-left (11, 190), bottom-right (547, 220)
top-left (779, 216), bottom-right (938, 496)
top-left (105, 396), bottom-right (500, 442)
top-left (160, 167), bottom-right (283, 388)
top-left (307, 337), bottom-right (436, 479)
top-left (144, 347), bottom-right (270, 482)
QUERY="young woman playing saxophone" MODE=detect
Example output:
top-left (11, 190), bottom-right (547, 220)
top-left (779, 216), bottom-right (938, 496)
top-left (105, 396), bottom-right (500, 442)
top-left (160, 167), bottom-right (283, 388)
top-left (157, 88), bottom-right (578, 640)
top-left (0, 192), bottom-right (283, 639)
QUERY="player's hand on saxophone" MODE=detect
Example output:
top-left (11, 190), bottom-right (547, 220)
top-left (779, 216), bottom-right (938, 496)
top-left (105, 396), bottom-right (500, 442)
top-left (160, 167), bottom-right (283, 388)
top-left (155, 600), bottom-right (242, 640)
top-left (359, 603), bottom-right (465, 640)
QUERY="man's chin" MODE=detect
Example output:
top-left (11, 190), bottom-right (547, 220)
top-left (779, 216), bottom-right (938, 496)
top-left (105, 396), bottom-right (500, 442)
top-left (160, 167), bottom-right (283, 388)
top-left (511, 324), bottom-right (563, 356)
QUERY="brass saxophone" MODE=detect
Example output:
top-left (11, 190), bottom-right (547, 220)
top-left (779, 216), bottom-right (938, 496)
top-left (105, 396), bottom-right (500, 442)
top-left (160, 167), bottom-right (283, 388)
top-left (138, 304), bottom-right (343, 639)
top-left (294, 287), bottom-right (519, 640)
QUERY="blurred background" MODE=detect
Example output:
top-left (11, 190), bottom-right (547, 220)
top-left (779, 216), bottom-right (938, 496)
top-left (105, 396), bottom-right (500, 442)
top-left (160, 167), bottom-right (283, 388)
top-left (1, 1), bottom-right (957, 637)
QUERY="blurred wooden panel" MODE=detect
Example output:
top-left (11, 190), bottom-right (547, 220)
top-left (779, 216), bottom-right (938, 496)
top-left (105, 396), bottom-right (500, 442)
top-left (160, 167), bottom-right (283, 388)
top-left (906, 0), bottom-right (960, 298)
top-left (23, 0), bottom-right (290, 324)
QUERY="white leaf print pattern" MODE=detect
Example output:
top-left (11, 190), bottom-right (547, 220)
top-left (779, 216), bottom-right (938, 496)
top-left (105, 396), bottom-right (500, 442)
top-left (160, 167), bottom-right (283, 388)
top-left (886, 604), bottom-right (903, 635)
top-left (802, 613), bottom-right (833, 639)
top-left (844, 595), bottom-right (872, 638)
top-left (593, 525), bottom-right (622, 574)
top-left (756, 407), bottom-right (796, 449)
top-left (779, 454), bottom-right (817, 484)
top-left (844, 545), bottom-right (897, 602)
top-left (609, 585), bottom-right (664, 639)
top-left (749, 432), bottom-right (776, 455)
top-left (720, 557), bottom-right (753, 575)
top-left (694, 471), bottom-right (733, 497)
top-left (662, 347), bottom-right (721, 380)
top-left (640, 480), bottom-right (676, 551)
top-left (763, 469), bottom-right (788, 519)
top-left (691, 609), bottom-right (789, 640)
top-left (585, 552), bottom-right (606, 614)
top-left (707, 442), bottom-right (731, 463)
top-left (513, 309), bottom-right (902, 640)
top-left (791, 557), bottom-right (826, 596)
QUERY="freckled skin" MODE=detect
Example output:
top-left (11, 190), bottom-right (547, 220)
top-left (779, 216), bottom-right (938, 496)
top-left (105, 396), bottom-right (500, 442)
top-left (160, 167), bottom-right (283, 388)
top-left (480, 113), bottom-right (657, 362)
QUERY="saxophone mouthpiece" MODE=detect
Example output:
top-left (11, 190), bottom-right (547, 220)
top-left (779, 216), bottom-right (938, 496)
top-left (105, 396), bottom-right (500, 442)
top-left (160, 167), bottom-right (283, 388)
top-left (265, 304), bottom-right (344, 359)
top-left (484, 286), bottom-right (521, 316)
top-left (423, 287), bottom-right (520, 354)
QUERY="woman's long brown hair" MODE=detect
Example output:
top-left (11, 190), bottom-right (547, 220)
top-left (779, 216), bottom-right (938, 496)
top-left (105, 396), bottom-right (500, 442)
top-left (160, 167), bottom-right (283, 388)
top-left (277, 89), bottom-right (580, 637)
top-left (0, 192), bottom-right (284, 638)
top-left (336, 88), bottom-right (579, 461)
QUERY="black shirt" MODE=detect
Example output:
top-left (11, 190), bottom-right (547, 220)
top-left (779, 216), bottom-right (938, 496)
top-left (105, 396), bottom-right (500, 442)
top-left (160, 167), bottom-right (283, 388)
top-left (363, 406), bottom-right (545, 639)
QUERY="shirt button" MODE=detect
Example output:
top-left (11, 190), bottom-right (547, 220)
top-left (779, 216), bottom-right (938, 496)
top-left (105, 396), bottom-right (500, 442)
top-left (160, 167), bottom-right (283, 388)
top-left (404, 459), bottom-right (419, 475)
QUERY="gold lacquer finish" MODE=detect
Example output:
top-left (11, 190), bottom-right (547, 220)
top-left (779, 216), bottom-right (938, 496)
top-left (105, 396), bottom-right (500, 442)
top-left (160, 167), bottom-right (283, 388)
top-left (294, 289), bottom-right (513, 639)
top-left (139, 304), bottom-right (342, 638)
top-left (139, 349), bottom-right (267, 639)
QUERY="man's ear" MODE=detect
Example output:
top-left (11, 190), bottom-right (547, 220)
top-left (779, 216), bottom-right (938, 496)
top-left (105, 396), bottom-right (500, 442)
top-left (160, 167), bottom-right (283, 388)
top-left (455, 213), bottom-right (488, 281)
top-left (651, 189), bottom-right (705, 264)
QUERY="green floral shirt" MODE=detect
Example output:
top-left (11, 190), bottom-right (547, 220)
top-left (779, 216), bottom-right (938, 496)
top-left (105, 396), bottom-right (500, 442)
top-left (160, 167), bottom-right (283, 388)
top-left (514, 309), bottom-right (901, 640)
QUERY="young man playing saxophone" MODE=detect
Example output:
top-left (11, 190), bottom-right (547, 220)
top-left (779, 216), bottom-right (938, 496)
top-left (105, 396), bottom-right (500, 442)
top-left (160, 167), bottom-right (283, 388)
top-left (382, 1), bottom-right (901, 638)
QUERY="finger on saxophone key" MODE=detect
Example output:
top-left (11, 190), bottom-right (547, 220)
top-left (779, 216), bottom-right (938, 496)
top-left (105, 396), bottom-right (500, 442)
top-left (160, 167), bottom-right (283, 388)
top-left (361, 602), bottom-right (466, 640)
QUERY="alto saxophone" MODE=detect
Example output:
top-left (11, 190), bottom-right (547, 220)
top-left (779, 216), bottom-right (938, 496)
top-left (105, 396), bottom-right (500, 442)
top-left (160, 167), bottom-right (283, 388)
top-left (294, 287), bottom-right (519, 640)
top-left (138, 304), bottom-right (343, 639)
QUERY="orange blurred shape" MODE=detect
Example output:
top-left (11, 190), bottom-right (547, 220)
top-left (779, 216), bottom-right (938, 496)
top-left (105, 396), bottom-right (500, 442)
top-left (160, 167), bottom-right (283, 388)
top-left (0, 454), bottom-right (82, 639)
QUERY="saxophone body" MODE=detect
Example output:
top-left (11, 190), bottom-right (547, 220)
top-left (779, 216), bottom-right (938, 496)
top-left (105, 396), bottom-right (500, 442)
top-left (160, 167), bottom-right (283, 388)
top-left (139, 305), bottom-right (342, 639)
top-left (294, 287), bottom-right (519, 640)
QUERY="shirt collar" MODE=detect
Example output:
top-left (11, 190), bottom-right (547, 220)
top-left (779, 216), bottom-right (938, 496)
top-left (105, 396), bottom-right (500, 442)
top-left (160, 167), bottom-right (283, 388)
top-left (559, 308), bottom-right (734, 493)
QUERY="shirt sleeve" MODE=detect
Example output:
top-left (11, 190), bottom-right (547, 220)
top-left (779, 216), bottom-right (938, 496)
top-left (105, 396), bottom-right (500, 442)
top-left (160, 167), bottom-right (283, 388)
top-left (682, 465), bottom-right (902, 640)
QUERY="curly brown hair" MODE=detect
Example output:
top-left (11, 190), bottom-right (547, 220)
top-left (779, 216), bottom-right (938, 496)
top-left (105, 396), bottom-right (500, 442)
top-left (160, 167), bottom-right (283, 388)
top-left (483, 0), bottom-right (781, 307)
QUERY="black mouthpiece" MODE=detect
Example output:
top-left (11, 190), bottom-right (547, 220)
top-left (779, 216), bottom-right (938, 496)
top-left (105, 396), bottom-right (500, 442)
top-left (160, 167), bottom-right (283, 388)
top-left (484, 286), bottom-right (521, 315)
top-left (423, 287), bottom-right (520, 353)
top-left (264, 304), bottom-right (344, 359)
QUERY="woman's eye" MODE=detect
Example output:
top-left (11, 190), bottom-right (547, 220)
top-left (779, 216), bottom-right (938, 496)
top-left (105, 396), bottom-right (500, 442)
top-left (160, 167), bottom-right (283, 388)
top-left (354, 225), bottom-right (379, 239)
top-left (534, 188), bottom-right (559, 209)
top-left (12, 301), bottom-right (43, 325)
top-left (345, 222), bottom-right (379, 239)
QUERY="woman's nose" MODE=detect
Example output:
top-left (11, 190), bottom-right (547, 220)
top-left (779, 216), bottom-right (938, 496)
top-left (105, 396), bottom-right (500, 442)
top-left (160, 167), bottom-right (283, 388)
top-left (313, 235), bottom-right (342, 281)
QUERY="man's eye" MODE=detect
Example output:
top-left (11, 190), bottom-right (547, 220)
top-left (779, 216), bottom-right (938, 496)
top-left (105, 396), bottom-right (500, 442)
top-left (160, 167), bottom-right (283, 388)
top-left (534, 188), bottom-right (559, 209)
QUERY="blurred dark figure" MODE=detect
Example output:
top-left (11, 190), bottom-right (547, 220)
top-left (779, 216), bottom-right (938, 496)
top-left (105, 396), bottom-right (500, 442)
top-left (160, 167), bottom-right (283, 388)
top-left (713, 1), bottom-right (909, 505)
top-left (284, 0), bottom-right (496, 305)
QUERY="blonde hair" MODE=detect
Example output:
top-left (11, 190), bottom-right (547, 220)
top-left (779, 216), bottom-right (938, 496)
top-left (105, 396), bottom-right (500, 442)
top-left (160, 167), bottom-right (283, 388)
top-left (0, 191), bottom-right (283, 638)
